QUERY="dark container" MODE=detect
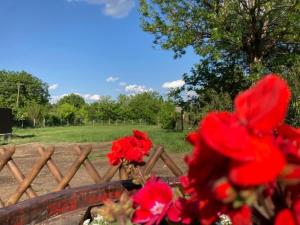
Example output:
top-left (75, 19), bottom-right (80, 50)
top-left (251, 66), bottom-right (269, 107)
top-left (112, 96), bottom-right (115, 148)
top-left (0, 108), bottom-right (13, 134)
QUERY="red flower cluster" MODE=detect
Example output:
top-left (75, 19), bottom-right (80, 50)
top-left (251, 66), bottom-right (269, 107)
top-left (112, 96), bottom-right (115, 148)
top-left (180, 74), bottom-right (300, 224)
top-left (107, 130), bottom-right (152, 165)
top-left (130, 74), bottom-right (300, 225)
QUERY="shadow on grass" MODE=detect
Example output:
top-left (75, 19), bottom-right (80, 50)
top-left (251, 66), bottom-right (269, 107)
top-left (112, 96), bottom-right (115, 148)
top-left (12, 134), bottom-right (35, 139)
top-left (0, 134), bottom-right (36, 146)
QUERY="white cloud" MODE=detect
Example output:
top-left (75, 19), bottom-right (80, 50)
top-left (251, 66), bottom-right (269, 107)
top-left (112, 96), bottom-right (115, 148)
top-left (106, 76), bottom-right (119, 82)
top-left (124, 84), bottom-right (153, 95)
top-left (48, 84), bottom-right (59, 91)
top-left (50, 93), bottom-right (101, 103)
top-left (83, 94), bottom-right (102, 101)
top-left (162, 80), bottom-right (185, 89)
top-left (67, 0), bottom-right (134, 18)
top-left (119, 82), bottom-right (127, 86)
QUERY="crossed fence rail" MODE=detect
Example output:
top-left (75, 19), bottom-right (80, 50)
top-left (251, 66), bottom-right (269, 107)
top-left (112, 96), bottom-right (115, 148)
top-left (0, 144), bottom-right (183, 207)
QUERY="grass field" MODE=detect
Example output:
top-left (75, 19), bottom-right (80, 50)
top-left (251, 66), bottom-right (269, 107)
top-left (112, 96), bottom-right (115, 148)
top-left (5, 125), bottom-right (192, 152)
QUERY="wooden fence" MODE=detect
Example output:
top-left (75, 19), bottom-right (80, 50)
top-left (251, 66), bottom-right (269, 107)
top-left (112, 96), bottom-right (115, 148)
top-left (0, 145), bottom-right (183, 207)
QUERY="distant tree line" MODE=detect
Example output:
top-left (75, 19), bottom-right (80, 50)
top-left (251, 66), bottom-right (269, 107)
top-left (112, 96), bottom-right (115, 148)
top-left (0, 70), bottom-right (179, 129)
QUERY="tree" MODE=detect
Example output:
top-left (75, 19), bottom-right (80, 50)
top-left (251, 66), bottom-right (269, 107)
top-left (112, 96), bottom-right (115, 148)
top-left (128, 92), bottom-right (163, 124)
top-left (25, 101), bottom-right (44, 127)
top-left (56, 103), bottom-right (77, 125)
top-left (158, 101), bottom-right (176, 129)
top-left (88, 97), bottom-right (119, 121)
top-left (140, 0), bottom-right (299, 72)
top-left (57, 94), bottom-right (86, 109)
top-left (0, 70), bottom-right (49, 109)
top-left (141, 0), bottom-right (300, 125)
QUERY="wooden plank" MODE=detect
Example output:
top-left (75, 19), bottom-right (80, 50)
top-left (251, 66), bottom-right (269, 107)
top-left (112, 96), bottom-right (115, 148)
top-left (0, 180), bottom-right (141, 225)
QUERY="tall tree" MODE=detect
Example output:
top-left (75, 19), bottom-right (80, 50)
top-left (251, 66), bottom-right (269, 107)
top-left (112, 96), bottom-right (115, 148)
top-left (140, 0), bottom-right (299, 72)
top-left (0, 70), bottom-right (49, 109)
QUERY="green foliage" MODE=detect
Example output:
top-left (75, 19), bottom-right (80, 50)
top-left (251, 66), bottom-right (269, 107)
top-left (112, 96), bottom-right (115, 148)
top-left (158, 101), bottom-right (176, 129)
top-left (25, 101), bottom-right (45, 127)
top-left (56, 103), bottom-right (77, 124)
top-left (0, 70), bottom-right (49, 109)
top-left (57, 93), bottom-right (86, 109)
top-left (140, 0), bottom-right (300, 125)
top-left (140, 0), bottom-right (299, 68)
top-left (127, 92), bottom-right (163, 124)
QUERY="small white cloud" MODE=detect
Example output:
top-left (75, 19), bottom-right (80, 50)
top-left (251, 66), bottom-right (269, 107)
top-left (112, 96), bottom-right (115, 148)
top-left (50, 94), bottom-right (68, 103)
top-left (124, 84), bottom-right (153, 95)
top-left (49, 84), bottom-right (59, 91)
top-left (106, 76), bottom-right (119, 82)
top-left (83, 94), bottom-right (102, 101)
top-left (162, 80), bottom-right (185, 89)
top-left (119, 82), bottom-right (127, 86)
top-left (67, 0), bottom-right (134, 18)
top-left (50, 93), bottom-right (101, 103)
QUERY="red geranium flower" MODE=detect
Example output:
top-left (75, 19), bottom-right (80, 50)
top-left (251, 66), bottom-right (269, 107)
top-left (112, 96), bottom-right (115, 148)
top-left (167, 198), bottom-right (199, 224)
top-left (107, 130), bottom-right (152, 165)
top-left (275, 198), bottom-right (300, 225)
top-left (131, 178), bottom-right (173, 225)
top-left (200, 74), bottom-right (289, 186)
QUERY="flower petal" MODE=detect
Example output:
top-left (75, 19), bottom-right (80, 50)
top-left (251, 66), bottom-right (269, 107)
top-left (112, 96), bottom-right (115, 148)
top-left (200, 112), bottom-right (256, 161)
top-left (228, 206), bottom-right (252, 225)
top-left (235, 74), bottom-right (291, 131)
top-left (275, 209), bottom-right (296, 225)
top-left (131, 209), bottom-right (152, 224)
top-left (229, 146), bottom-right (285, 186)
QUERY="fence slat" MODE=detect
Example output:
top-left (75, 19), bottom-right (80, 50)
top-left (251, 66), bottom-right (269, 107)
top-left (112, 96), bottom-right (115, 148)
top-left (160, 151), bottom-right (183, 177)
top-left (6, 147), bottom-right (54, 205)
top-left (38, 147), bottom-right (71, 189)
top-left (75, 146), bottom-right (102, 184)
top-left (0, 143), bottom-right (182, 207)
top-left (142, 145), bottom-right (164, 176)
top-left (0, 147), bottom-right (15, 172)
top-left (119, 166), bottom-right (128, 180)
top-left (6, 160), bottom-right (38, 199)
top-left (53, 146), bottom-right (91, 192)
top-left (102, 164), bottom-right (120, 182)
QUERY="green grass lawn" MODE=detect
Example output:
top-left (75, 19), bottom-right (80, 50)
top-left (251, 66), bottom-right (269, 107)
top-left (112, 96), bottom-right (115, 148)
top-left (5, 125), bottom-right (193, 152)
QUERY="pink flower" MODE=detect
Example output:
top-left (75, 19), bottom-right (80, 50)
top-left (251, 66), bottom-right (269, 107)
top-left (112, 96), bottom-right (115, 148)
top-left (131, 178), bottom-right (173, 225)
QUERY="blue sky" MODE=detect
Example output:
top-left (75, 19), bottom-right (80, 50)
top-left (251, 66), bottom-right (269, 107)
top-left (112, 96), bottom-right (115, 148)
top-left (0, 0), bottom-right (199, 102)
